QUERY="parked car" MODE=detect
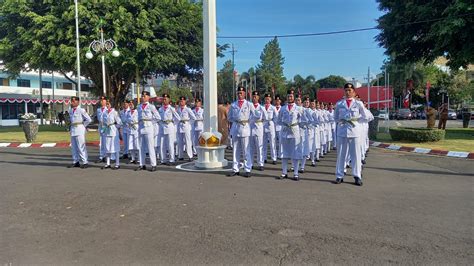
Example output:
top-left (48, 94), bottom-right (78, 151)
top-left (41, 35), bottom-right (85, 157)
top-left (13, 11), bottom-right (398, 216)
top-left (378, 110), bottom-right (389, 120)
top-left (448, 109), bottom-right (457, 120)
top-left (397, 108), bottom-right (412, 120)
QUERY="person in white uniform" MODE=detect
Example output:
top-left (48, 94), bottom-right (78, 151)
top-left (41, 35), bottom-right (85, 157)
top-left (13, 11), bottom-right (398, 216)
top-left (126, 101), bottom-right (140, 164)
top-left (136, 91), bottom-right (161, 172)
top-left (360, 101), bottom-right (374, 165)
top-left (226, 87), bottom-right (256, 178)
top-left (262, 93), bottom-right (278, 165)
top-left (158, 93), bottom-right (180, 166)
top-left (300, 96), bottom-right (314, 173)
top-left (95, 96), bottom-right (108, 163)
top-left (119, 100), bottom-right (131, 159)
top-left (277, 89), bottom-right (303, 180)
top-left (176, 96), bottom-right (197, 161)
top-left (250, 91), bottom-right (267, 171)
top-left (273, 95), bottom-right (283, 160)
top-left (309, 99), bottom-right (321, 167)
top-left (327, 103), bottom-right (337, 150)
top-left (334, 83), bottom-right (367, 186)
top-left (101, 100), bottom-right (122, 170)
top-left (192, 99), bottom-right (204, 156)
top-left (67, 96), bottom-right (91, 169)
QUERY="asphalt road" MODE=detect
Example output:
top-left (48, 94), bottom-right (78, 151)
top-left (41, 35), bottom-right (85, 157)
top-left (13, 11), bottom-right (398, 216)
top-left (0, 148), bottom-right (472, 264)
top-left (378, 118), bottom-right (472, 129)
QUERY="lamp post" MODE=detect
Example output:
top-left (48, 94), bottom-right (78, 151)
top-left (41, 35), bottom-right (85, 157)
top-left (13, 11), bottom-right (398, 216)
top-left (85, 20), bottom-right (120, 96)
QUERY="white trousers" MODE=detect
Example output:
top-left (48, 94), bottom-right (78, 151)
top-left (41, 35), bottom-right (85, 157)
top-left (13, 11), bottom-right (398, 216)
top-left (71, 135), bottom-right (88, 164)
top-left (122, 132), bottom-right (129, 155)
top-left (232, 136), bottom-right (252, 173)
top-left (178, 130), bottom-right (193, 159)
top-left (99, 133), bottom-right (106, 159)
top-left (336, 136), bottom-right (362, 179)
top-left (250, 133), bottom-right (264, 167)
top-left (276, 130), bottom-right (282, 159)
top-left (161, 133), bottom-right (176, 163)
top-left (193, 130), bottom-right (202, 154)
top-left (139, 132), bottom-right (156, 167)
top-left (263, 130), bottom-right (277, 161)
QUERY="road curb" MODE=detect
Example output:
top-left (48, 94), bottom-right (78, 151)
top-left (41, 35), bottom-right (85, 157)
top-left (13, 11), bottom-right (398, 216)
top-left (0, 141), bottom-right (100, 148)
top-left (370, 141), bottom-right (473, 159)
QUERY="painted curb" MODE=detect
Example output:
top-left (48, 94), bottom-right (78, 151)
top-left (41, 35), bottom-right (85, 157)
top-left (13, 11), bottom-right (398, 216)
top-left (369, 141), bottom-right (473, 159)
top-left (0, 141), bottom-right (100, 148)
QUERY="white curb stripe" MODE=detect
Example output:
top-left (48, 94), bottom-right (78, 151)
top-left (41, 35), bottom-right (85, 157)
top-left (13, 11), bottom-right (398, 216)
top-left (387, 144), bottom-right (401, 150)
top-left (40, 143), bottom-right (57, 147)
top-left (414, 148), bottom-right (431, 154)
top-left (18, 143), bottom-right (32, 148)
top-left (447, 151), bottom-right (469, 158)
top-left (0, 143), bottom-right (11, 147)
top-left (371, 142), bottom-right (381, 147)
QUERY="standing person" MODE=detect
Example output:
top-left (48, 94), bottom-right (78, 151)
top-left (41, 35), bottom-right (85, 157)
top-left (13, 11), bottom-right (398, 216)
top-left (192, 99), bottom-right (204, 155)
top-left (274, 95), bottom-right (283, 159)
top-left (249, 91), bottom-right (267, 171)
top-left (334, 83), bottom-right (367, 186)
top-left (323, 103), bottom-right (333, 154)
top-left (426, 106), bottom-right (437, 128)
top-left (438, 103), bottom-right (449, 130)
top-left (176, 96), bottom-right (196, 161)
top-left (309, 99), bottom-right (321, 166)
top-left (120, 100), bottom-right (131, 159)
top-left (227, 87), bottom-right (256, 178)
top-left (277, 89), bottom-right (303, 180)
top-left (158, 93), bottom-right (180, 165)
top-left (299, 96), bottom-right (314, 173)
top-left (136, 91), bottom-right (161, 172)
top-left (67, 96), bottom-right (91, 169)
top-left (126, 101), bottom-right (140, 164)
top-left (217, 101), bottom-right (229, 147)
top-left (262, 93), bottom-right (278, 165)
top-left (360, 102), bottom-right (374, 165)
top-left (101, 101), bottom-right (122, 170)
top-left (95, 96), bottom-right (108, 163)
top-left (327, 103), bottom-right (337, 150)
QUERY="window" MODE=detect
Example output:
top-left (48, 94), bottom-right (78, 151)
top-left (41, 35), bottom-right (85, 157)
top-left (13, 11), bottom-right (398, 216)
top-left (0, 103), bottom-right (21, 119)
top-left (41, 81), bottom-right (52, 88)
top-left (63, 82), bottom-right (72, 90)
top-left (17, 79), bottom-right (31, 87)
top-left (80, 84), bottom-right (90, 91)
top-left (0, 78), bottom-right (9, 86)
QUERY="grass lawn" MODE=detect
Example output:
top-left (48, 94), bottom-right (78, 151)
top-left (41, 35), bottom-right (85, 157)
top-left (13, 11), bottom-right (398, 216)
top-left (376, 128), bottom-right (474, 152)
top-left (0, 125), bottom-right (99, 143)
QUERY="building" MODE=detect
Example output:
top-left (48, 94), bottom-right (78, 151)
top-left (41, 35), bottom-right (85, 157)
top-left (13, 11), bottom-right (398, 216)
top-left (0, 69), bottom-right (97, 126)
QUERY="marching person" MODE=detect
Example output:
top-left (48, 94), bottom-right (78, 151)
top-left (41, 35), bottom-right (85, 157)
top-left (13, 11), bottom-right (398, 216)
top-left (250, 91), bottom-right (267, 171)
top-left (227, 87), bottom-right (256, 178)
top-left (334, 83), bottom-right (367, 186)
top-left (317, 102), bottom-right (327, 158)
top-left (126, 101), bottom-right (139, 164)
top-left (262, 93), bottom-right (278, 165)
top-left (360, 102), bottom-right (374, 164)
top-left (192, 99), bottom-right (204, 155)
top-left (323, 103), bottom-right (333, 154)
top-left (101, 100), bottom-right (122, 170)
top-left (277, 89), bottom-right (303, 180)
top-left (158, 93), bottom-right (180, 165)
top-left (274, 95), bottom-right (283, 159)
top-left (96, 96), bottom-right (108, 163)
top-left (176, 96), bottom-right (196, 161)
top-left (119, 100), bottom-right (131, 159)
top-left (67, 96), bottom-right (92, 169)
top-left (309, 99), bottom-right (321, 166)
top-left (300, 96), bottom-right (314, 173)
top-left (136, 91), bottom-right (161, 172)
top-left (327, 103), bottom-right (337, 150)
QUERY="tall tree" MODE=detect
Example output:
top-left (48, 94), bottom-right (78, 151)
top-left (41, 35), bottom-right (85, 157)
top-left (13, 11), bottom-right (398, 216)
top-left (256, 37), bottom-right (286, 96)
top-left (376, 0), bottom-right (474, 69)
top-left (316, 75), bottom-right (346, 88)
top-left (217, 60), bottom-right (234, 102)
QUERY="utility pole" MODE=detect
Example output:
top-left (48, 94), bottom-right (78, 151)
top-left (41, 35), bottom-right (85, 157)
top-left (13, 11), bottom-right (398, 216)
top-left (39, 69), bottom-right (44, 125)
top-left (231, 43), bottom-right (237, 101)
top-left (367, 67), bottom-right (371, 109)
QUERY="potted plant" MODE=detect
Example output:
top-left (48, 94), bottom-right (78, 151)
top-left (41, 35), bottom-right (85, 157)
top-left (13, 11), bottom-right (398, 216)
top-left (20, 113), bottom-right (38, 143)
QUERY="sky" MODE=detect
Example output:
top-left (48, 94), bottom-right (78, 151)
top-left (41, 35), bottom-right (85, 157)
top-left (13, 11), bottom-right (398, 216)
top-left (216, 0), bottom-right (387, 83)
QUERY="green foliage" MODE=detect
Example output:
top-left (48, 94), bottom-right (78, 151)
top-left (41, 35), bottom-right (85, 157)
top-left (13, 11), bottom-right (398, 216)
top-left (217, 59), bottom-right (234, 103)
top-left (315, 75), bottom-right (346, 88)
top-left (256, 37), bottom-right (286, 95)
top-left (159, 82), bottom-right (193, 103)
top-left (376, 0), bottom-right (474, 70)
top-left (389, 127), bottom-right (446, 142)
top-left (287, 74), bottom-right (317, 99)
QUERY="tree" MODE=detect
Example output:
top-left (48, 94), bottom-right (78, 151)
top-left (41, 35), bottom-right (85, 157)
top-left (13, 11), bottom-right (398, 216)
top-left (256, 37), bottom-right (286, 96)
top-left (376, 0), bottom-right (474, 70)
top-left (0, 0), bottom-right (203, 106)
top-left (316, 75), bottom-right (346, 88)
top-left (217, 59), bottom-right (234, 102)
top-left (287, 74), bottom-right (317, 99)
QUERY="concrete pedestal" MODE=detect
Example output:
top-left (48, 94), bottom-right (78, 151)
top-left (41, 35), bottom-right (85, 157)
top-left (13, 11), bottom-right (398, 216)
top-left (194, 145), bottom-right (228, 169)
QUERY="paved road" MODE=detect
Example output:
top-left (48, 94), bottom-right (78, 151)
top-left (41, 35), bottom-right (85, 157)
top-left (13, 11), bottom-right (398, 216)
top-left (0, 148), bottom-right (472, 264)
top-left (378, 118), bottom-right (472, 129)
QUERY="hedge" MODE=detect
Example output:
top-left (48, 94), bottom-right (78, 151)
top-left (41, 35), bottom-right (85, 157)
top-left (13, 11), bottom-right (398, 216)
top-left (389, 127), bottom-right (445, 142)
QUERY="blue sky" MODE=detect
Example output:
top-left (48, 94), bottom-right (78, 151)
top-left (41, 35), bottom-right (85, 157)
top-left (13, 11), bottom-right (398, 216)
top-left (216, 0), bottom-right (387, 82)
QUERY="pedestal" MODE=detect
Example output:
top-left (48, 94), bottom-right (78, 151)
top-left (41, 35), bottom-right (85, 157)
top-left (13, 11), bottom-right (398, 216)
top-left (194, 145), bottom-right (228, 169)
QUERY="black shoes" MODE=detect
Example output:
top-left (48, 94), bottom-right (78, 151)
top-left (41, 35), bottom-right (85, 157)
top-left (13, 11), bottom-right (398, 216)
top-left (334, 178), bottom-right (343, 184)
top-left (227, 171), bottom-right (239, 177)
top-left (80, 164), bottom-right (88, 169)
top-left (135, 165), bottom-right (146, 171)
top-left (101, 165), bottom-right (111, 170)
top-left (120, 154), bottom-right (129, 159)
top-left (316, 159), bottom-right (320, 162)
top-left (298, 169), bottom-right (305, 173)
top-left (150, 166), bottom-right (157, 172)
top-left (95, 158), bottom-right (105, 163)
top-left (311, 162), bottom-right (316, 167)
top-left (354, 177), bottom-right (363, 186)
top-left (112, 165), bottom-right (120, 170)
top-left (278, 174), bottom-right (288, 180)
top-left (272, 161), bottom-right (277, 165)
top-left (293, 175), bottom-right (300, 181)
top-left (242, 172), bottom-right (251, 178)
top-left (67, 162), bottom-right (80, 168)
top-left (361, 159), bottom-right (367, 165)
top-left (257, 166), bottom-right (264, 171)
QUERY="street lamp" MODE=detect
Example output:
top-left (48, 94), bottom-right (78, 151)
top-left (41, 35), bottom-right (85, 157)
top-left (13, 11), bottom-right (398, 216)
top-left (85, 21), bottom-right (120, 96)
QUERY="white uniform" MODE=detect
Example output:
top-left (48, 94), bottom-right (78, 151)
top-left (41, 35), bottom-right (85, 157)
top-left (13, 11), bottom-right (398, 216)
top-left (159, 105), bottom-right (180, 164)
top-left (323, 109), bottom-right (333, 153)
top-left (334, 98), bottom-right (367, 180)
top-left (192, 107), bottom-right (204, 155)
top-left (177, 105), bottom-right (197, 160)
top-left (126, 108), bottom-right (140, 161)
top-left (277, 103), bottom-right (302, 177)
top-left (360, 107), bottom-right (374, 160)
top-left (327, 109), bottom-right (337, 149)
top-left (120, 108), bottom-right (130, 157)
top-left (300, 107), bottom-right (314, 170)
top-left (262, 104), bottom-right (278, 162)
top-left (96, 107), bottom-right (108, 160)
top-left (138, 102), bottom-right (161, 167)
top-left (250, 103), bottom-right (267, 167)
top-left (103, 108), bottom-right (122, 166)
top-left (69, 106), bottom-right (91, 165)
top-left (309, 108), bottom-right (322, 164)
top-left (274, 106), bottom-right (282, 158)
top-left (228, 100), bottom-right (256, 173)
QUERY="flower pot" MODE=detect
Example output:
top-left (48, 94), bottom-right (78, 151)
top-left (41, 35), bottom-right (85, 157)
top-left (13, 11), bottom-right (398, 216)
top-left (22, 120), bottom-right (39, 143)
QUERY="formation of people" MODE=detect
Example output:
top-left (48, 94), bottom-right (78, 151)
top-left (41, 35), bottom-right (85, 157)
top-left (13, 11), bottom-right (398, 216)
top-left (68, 82), bottom-right (373, 186)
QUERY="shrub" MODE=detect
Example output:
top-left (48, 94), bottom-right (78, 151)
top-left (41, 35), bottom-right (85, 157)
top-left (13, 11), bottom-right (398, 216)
top-left (389, 127), bottom-right (445, 142)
